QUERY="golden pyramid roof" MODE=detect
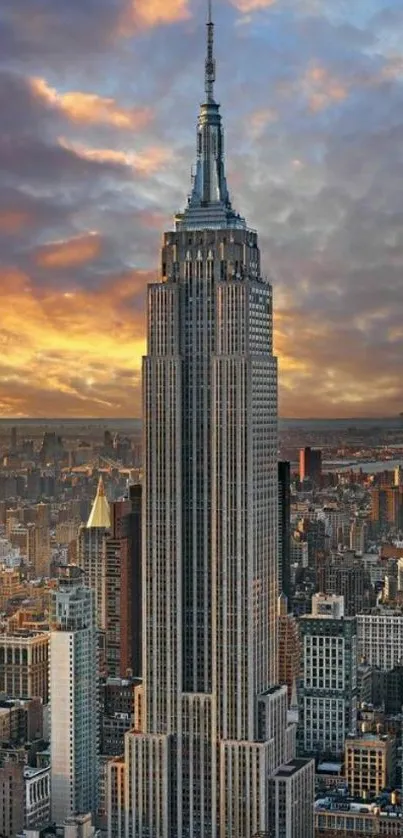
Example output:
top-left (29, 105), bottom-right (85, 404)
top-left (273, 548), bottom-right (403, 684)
top-left (86, 476), bottom-right (111, 529)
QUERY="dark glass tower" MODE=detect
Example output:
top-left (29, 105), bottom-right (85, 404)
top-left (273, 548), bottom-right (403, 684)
top-left (278, 461), bottom-right (291, 600)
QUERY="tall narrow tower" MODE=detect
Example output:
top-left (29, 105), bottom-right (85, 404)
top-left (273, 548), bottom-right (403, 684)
top-left (123, 6), bottom-right (314, 838)
top-left (50, 570), bottom-right (99, 823)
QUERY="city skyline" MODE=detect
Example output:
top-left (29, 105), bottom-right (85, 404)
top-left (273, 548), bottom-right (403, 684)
top-left (1, 0), bottom-right (402, 419)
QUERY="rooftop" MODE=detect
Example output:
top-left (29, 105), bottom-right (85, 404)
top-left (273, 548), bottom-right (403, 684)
top-left (24, 764), bottom-right (50, 779)
top-left (315, 792), bottom-right (402, 818)
top-left (273, 758), bottom-right (313, 778)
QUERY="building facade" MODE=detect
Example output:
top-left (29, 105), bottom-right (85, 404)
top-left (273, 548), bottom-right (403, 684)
top-left (370, 486), bottom-right (403, 530)
top-left (315, 801), bottom-right (402, 837)
top-left (269, 758), bottom-right (315, 838)
top-left (299, 447), bottom-right (322, 484)
top-left (119, 8), bottom-right (314, 838)
top-left (278, 595), bottom-right (300, 706)
top-left (319, 552), bottom-right (368, 616)
top-left (357, 610), bottom-right (403, 670)
top-left (103, 485), bottom-right (142, 680)
top-left (106, 757), bottom-right (125, 838)
top-left (0, 761), bottom-right (25, 837)
top-left (299, 611), bottom-right (357, 758)
top-left (345, 733), bottom-right (396, 799)
top-left (49, 574), bottom-right (98, 823)
top-left (0, 631), bottom-right (49, 702)
top-left (24, 765), bottom-right (51, 829)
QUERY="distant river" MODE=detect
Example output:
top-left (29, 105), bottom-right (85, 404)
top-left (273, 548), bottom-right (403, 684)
top-left (324, 458), bottom-right (403, 473)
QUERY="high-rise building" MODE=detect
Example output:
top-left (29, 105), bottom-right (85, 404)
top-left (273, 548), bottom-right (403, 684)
top-left (106, 757), bottom-right (125, 838)
top-left (49, 571), bottom-right (98, 823)
top-left (299, 446), bottom-right (322, 484)
top-left (122, 8), bottom-right (314, 838)
top-left (349, 519), bottom-right (367, 554)
top-left (36, 503), bottom-right (51, 528)
top-left (0, 761), bottom-right (25, 837)
top-left (357, 609), bottom-right (403, 670)
top-left (318, 551), bottom-right (368, 616)
top-left (278, 594), bottom-right (300, 707)
top-left (297, 516), bottom-right (327, 570)
top-left (100, 677), bottom-right (138, 756)
top-left (299, 601), bottom-right (357, 758)
top-left (27, 524), bottom-right (51, 578)
top-left (78, 477), bottom-right (111, 632)
top-left (79, 481), bottom-right (142, 680)
top-left (269, 759), bottom-right (315, 838)
top-left (370, 485), bottom-right (403, 530)
top-left (382, 665), bottom-right (403, 714)
top-left (278, 461), bottom-right (291, 599)
top-left (0, 631), bottom-right (49, 702)
top-left (104, 484), bottom-right (142, 679)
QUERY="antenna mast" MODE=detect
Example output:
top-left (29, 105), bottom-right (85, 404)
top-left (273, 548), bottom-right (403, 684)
top-left (205, 0), bottom-right (216, 102)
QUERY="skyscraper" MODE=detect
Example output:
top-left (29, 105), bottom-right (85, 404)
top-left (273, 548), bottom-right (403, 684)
top-left (124, 6), bottom-right (314, 838)
top-left (299, 446), bottom-right (322, 484)
top-left (104, 485), bottom-right (142, 678)
top-left (299, 598), bottom-right (357, 759)
top-left (49, 570), bottom-right (98, 823)
top-left (78, 476), bottom-right (111, 633)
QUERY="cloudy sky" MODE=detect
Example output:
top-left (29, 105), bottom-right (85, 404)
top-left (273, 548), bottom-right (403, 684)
top-left (0, 0), bottom-right (402, 418)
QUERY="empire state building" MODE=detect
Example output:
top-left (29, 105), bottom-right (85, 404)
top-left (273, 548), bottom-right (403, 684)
top-left (120, 5), bottom-right (314, 838)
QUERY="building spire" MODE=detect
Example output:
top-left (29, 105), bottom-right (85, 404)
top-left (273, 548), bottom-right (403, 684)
top-left (86, 475), bottom-right (111, 529)
top-left (175, 1), bottom-right (246, 229)
top-left (205, 0), bottom-right (216, 103)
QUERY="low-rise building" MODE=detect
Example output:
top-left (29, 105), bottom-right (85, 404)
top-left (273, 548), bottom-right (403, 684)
top-left (17, 813), bottom-right (100, 837)
top-left (315, 794), bottom-right (402, 836)
top-left (0, 697), bottom-right (43, 744)
top-left (345, 733), bottom-right (396, 799)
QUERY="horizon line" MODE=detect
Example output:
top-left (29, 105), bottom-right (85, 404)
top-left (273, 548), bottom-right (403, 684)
top-left (0, 415), bottom-right (400, 422)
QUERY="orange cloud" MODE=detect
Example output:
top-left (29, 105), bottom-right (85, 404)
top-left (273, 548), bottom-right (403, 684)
top-left (0, 267), bottom-right (150, 417)
top-left (0, 266), bottom-right (400, 419)
top-left (302, 63), bottom-right (348, 111)
top-left (0, 211), bottom-right (30, 234)
top-left (31, 77), bottom-right (152, 129)
top-left (131, 0), bottom-right (190, 27)
top-left (35, 233), bottom-right (102, 269)
top-left (59, 139), bottom-right (174, 175)
top-left (248, 107), bottom-right (278, 139)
